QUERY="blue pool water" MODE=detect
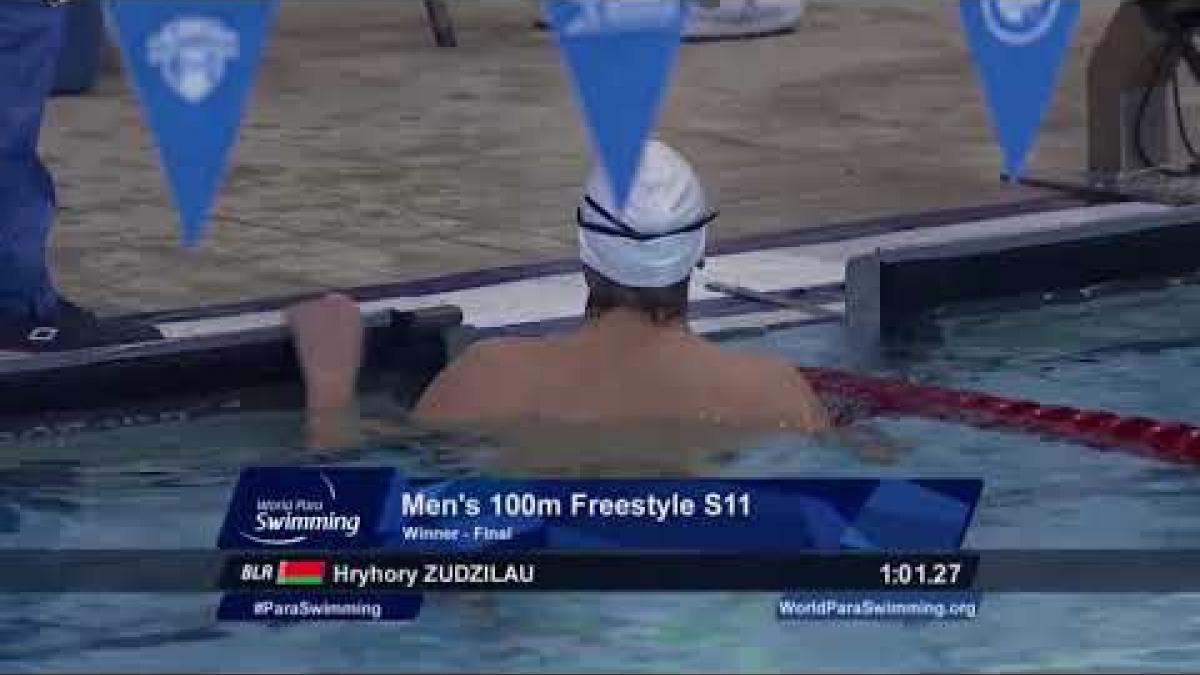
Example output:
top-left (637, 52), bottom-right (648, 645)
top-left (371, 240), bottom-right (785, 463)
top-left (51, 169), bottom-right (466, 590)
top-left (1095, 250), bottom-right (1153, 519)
top-left (2, 283), bottom-right (1200, 672)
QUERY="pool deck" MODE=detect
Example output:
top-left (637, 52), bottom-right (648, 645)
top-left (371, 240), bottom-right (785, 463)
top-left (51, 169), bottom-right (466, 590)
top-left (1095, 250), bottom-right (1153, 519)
top-left (42, 0), bottom-right (1127, 317)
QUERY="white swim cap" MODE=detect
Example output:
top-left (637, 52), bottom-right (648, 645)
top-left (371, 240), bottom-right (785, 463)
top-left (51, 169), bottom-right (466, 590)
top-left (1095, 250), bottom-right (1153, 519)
top-left (577, 140), bottom-right (715, 288)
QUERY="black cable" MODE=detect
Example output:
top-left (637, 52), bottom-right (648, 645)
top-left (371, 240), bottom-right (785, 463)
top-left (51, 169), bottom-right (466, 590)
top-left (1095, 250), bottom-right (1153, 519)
top-left (1172, 59), bottom-right (1200, 167)
top-left (1134, 44), bottom-right (1176, 170)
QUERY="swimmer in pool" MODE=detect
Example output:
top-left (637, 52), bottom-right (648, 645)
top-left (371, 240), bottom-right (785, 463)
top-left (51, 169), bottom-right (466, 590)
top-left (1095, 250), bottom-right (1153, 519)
top-left (287, 140), bottom-right (833, 448)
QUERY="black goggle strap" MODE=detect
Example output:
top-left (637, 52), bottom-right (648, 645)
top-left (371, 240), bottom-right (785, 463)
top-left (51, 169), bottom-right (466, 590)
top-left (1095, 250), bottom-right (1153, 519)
top-left (576, 195), bottom-right (718, 242)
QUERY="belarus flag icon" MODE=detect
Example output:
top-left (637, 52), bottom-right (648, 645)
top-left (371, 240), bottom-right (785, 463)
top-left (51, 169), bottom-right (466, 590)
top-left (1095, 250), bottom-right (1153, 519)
top-left (276, 560), bottom-right (326, 586)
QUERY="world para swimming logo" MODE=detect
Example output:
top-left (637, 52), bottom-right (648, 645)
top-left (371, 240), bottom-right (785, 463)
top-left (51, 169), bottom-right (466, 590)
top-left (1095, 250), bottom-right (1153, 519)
top-left (981, 0), bottom-right (1061, 46)
top-left (237, 470), bottom-right (362, 546)
top-left (146, 16), bottom-right (240, 104)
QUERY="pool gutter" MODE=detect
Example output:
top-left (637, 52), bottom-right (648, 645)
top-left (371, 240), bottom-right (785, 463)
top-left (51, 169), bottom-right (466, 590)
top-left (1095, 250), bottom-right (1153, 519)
top-left (846, 203), bottom-right (1200, 355)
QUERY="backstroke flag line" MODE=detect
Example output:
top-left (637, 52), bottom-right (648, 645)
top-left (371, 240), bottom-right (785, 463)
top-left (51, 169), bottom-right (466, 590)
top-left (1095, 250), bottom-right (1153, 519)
top-left (545, 0), bottom-right (687, 209)
top-left (959, 0), bottom-right (1079, 180)
top-left (107, 0), bottom-right (278, 247)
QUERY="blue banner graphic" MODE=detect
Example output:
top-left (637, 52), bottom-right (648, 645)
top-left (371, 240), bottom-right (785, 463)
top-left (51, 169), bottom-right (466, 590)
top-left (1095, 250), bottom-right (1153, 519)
top-left (959, 0), bottom-right (1079, 179)
top-left (545, 0), bottom-right (686, 209)
top-left (107, 0), bottom-right (278, 246)
top-left (217, 468), bottom-right (982, 553)
top-left (217, 592), bottom-right (423, 622)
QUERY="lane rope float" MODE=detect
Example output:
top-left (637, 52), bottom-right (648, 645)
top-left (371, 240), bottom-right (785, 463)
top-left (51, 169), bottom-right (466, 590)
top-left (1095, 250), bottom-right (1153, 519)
top-left (799, 366), bottom-right (1200, 465)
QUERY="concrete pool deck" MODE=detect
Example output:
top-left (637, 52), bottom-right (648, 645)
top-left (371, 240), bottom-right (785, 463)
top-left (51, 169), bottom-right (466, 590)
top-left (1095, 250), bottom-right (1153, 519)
top-left (39, 0), bottom-right (1129, 317)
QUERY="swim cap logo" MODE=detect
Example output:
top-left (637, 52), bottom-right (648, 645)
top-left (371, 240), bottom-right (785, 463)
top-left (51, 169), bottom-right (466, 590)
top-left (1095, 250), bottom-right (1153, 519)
top-left (238, 471), bottom-right (362, 546)
top-left (982, 0), bottom-right (1061, 46)
top-left (560, 0), bottom-right (681, 35)
top-left (146, 17), bottom-right (240, 104)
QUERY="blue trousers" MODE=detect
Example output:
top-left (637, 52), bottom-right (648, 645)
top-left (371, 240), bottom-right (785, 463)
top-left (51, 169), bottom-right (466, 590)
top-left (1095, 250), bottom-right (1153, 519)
top-left (0, 1), bottom-right (65, 319)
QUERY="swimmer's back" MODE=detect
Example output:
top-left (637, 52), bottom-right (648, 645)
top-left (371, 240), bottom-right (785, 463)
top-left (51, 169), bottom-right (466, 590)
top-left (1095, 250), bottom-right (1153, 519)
top-left (413, 334), bottom-right (831, 431)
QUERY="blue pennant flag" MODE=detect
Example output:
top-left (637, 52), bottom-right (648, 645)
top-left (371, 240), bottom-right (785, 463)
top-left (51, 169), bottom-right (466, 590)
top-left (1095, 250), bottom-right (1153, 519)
top-left (959, 0), bottom-right (1079, 180)
top-left (545, 0), bottom-right (686, 209)
top-left (107, 0), bottom-right (278, 246)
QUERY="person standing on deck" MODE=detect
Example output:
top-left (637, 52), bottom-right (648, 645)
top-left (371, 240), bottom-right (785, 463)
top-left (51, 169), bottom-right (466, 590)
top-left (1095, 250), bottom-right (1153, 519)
top-left (0, 0), bottom-right (160, 353)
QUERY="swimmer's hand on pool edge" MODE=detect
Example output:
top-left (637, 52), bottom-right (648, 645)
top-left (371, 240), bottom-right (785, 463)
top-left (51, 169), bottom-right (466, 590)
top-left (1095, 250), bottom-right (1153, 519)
top-left (285, 293), bottom-right (507, 449)
top-left (286, 293), bottom-right (367, 450)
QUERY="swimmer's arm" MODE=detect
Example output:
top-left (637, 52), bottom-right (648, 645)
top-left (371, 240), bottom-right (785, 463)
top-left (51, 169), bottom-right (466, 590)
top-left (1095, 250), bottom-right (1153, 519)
top-left (801, 385), bottom-right (902, 464)
top-left (733, 359), bottom-right (897, 462)
top-left (768, 381), bottom-right (899, 463)
top-left (770, 365), bottom-right (899, 462)
top-left (741, 358), bottom-right (835, 433)
top-left (789, 370), bottom-right (835, 433)
top-left (286, 293), bottom-right (366, 450)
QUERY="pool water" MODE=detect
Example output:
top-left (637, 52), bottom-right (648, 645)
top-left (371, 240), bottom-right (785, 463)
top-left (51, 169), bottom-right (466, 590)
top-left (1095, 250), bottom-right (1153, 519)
top-left (3, 284), bottom-right (1200, 672)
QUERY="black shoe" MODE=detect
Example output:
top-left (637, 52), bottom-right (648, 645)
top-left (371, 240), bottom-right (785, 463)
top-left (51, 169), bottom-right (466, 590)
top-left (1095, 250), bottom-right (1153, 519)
top-left (0, 299), bottom-right (163, 354)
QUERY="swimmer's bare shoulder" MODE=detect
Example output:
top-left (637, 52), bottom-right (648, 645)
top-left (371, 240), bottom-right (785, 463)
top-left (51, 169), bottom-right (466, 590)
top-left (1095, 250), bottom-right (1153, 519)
top-left (412, 336), bottom-right (548, 424)
top-left (717, 352), bottom-right (833, 432)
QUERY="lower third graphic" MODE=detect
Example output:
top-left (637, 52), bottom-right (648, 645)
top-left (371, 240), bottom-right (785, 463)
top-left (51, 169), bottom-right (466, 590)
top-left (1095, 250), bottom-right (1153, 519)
top-left (218, 593), bottom-right (423, 622)
top-left (778, 592), bottom-right (981, 622)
